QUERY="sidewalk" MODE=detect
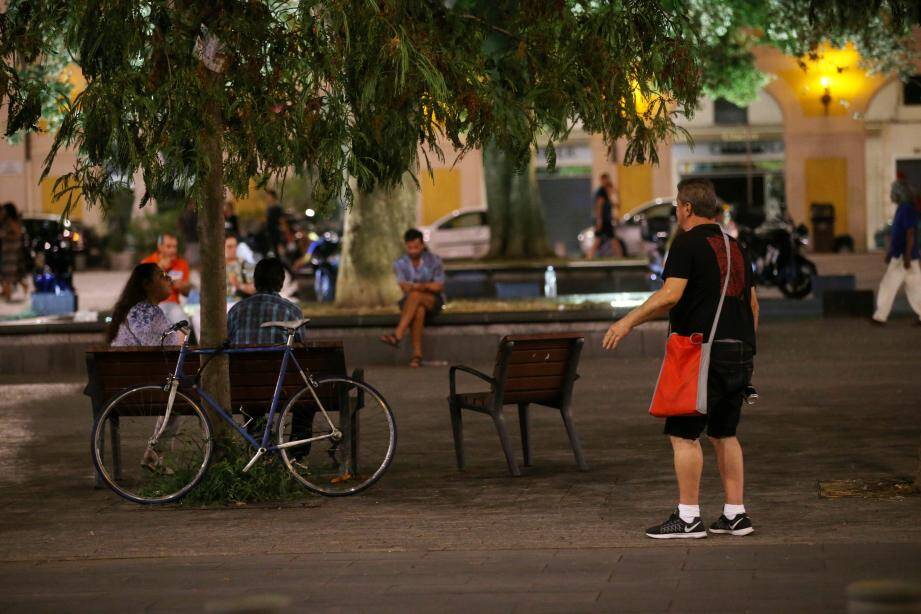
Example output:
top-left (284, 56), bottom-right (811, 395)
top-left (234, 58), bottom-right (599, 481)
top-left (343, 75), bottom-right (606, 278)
top-left (0, 320), bottom-right (919, 611)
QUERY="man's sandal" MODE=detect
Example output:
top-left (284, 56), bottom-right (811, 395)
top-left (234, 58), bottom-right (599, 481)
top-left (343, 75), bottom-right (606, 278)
top-left (409, 355), bottom-right (423, 368)
top-left (379, 334), bottom-right (401, 347)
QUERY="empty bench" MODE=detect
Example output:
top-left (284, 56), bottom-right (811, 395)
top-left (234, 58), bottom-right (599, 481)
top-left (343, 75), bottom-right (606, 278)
top-left (448, 332), bottom-right (588, 476)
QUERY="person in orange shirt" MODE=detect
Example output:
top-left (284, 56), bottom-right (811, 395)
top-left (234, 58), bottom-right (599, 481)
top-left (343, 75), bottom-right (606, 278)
top-left (140, 232), bottom-right (191, 324)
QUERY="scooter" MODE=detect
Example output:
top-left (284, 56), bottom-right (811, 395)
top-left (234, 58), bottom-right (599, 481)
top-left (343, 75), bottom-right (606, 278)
top-left (306, 232), bottom-right (340, 302)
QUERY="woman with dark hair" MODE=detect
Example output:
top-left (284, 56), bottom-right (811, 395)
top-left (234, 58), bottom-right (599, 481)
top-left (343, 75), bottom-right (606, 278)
top-left (108, 263), bottom-right (183, 346)
top-left (109, 263), bottom-right (184, 471)
top-left (1, 202), bottom-right (28, 301)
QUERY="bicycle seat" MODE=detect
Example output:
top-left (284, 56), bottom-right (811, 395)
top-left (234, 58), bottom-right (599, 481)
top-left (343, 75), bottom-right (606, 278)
top-left (260, 318), bottom-right (311, 333)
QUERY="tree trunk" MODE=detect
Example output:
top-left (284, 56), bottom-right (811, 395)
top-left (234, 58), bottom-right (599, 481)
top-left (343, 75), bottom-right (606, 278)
top-left (484, 141), bottom-right (552, 259)
top-left (197, 91), bottom-right (231, 443)
top-left (336, 175), bottom-right (417, 308)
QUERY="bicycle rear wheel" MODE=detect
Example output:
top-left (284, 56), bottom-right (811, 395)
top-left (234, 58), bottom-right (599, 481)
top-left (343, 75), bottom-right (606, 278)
top-left (277, 376), bottom-right (396, 496)
top-left (91, 385), bottom-right (212, 504)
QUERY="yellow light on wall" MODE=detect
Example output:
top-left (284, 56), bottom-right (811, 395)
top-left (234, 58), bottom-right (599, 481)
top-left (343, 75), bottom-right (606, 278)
top-left (776, 43), bottom-right (887, 117)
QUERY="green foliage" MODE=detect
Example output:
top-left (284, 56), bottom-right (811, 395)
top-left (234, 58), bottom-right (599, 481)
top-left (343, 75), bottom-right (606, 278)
top-left (2, 0), bottom-right (919, 216)
top-left (144, 440), bottom-right (308, 506)
top-left (682, 0), bottom-right (921, 107)
top-left (181, 444), bottom-right (308, 506)
top-left (2, 0), bottom-right (706, 218)
top-left (127, 208), bottom-right (182, 255)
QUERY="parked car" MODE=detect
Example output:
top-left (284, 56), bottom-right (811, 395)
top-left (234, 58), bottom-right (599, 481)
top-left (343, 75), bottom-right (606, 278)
top-left (578, 197), bottom-right (676, 258)
top-left (419, 208), bottom-right (490, 259)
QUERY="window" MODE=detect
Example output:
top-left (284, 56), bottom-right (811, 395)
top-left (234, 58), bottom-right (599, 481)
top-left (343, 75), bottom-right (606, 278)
top-left (903, 75), bottom-right (921, 106)
top-left (440, 211), bottom-right (487, 230)
top-left (714, 98), bottom-right (748, 125)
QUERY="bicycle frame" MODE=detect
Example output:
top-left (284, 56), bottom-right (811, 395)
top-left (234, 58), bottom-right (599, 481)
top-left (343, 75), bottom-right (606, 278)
top-left (154, 332), bottom-right (341, 471)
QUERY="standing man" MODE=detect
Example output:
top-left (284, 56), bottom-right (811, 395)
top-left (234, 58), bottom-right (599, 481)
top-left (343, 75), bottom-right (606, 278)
top-left (379, 228), bottom-right (445, 368)
top-left (872, 194), bottom-right (921, 325)
top-left (141, 232), bottom-right (191, 325)
top-left (602, 178), bottom-right (759, 539)
top-left (587, 173), bottom-right (623, 259)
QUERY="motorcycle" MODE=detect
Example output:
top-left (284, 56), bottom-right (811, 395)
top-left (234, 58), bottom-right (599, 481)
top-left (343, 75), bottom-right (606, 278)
top-left (305, 231), bottom-right (340, 302)
top-left (736, 214), bottom-right (816, 299)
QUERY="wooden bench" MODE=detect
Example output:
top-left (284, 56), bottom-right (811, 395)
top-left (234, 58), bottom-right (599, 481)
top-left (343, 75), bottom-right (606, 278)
top-left (447, 332), bottom-right (588, 476)
top-left (84, 340), bottom-right (362, 484)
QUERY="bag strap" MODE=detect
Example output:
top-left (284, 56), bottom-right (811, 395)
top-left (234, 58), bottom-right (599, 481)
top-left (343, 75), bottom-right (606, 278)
top-left (707, 231), bottom-right (731, 343)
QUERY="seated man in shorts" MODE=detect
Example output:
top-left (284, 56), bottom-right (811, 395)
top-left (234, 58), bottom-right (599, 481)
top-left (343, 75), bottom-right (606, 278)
top-left (379, 228), bottom-right (445, 368)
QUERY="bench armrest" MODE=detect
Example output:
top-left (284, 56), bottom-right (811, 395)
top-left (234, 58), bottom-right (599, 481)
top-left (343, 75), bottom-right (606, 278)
top-left (449, 365), bottom-right (495, 398)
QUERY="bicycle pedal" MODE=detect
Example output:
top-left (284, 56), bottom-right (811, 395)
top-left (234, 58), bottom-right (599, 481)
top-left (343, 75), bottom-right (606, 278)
top-left (239, 406), bottom-right (254, 429)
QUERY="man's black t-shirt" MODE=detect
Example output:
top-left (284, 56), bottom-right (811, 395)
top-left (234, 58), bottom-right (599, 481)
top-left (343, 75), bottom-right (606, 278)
top-left (662, 223), bottom-right (756, 351)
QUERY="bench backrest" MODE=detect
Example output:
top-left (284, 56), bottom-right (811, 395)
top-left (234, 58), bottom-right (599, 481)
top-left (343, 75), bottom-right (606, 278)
top-left (493, 333), bottom-right (584, 407)
top-left (85, 341), bottom-right (347, 414)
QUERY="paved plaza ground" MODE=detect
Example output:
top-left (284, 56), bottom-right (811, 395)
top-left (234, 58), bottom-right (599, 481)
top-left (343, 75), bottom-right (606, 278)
top-left (1, 319), bottom-right (920, 612)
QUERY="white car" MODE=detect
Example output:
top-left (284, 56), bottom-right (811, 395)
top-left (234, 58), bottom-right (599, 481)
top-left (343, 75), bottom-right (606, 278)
top-left (578, 196), bottom-right (738, 257)
top-left (420, 208), bottom-right (490, 259)
top-left (578, 197), bottom-right (676, 257)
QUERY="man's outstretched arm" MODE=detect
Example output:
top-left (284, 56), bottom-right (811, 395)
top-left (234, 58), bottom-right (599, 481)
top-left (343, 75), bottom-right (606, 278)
top-left (602, 277), bottom-right (688, 350)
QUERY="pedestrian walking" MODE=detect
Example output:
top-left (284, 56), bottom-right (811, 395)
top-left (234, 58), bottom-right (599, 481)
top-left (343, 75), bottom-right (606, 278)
top-left (602, 178), bottom-right (759, 539)
top-left (872, 194), bottom-right (921, 325)
top-left (587, 173), bottom-right (623, 259)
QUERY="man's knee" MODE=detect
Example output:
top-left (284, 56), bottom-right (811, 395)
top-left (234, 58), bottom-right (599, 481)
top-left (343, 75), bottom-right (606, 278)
top-left (669, 435), bottom-right (701, 450)
top-left (708, 435), bottom-right (740, 448)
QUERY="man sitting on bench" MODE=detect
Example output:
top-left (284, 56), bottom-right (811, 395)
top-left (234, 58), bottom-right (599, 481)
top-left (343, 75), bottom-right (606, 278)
top-left (379, 228), bottom-right (446, 368)
top-left (227, 257), bottom-right (310, 460)
top-left (228, 258), bottom-right (304, 346)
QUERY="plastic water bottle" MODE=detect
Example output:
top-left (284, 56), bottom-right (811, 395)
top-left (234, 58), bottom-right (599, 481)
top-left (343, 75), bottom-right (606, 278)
top-left (544, 265), bottom-right (557, 298)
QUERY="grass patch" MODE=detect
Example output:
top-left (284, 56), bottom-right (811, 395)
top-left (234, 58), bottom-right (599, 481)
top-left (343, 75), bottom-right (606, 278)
top-left (142, 438), bottom-right (310, 507)
top-left (182, 444), bottom-right (309, 506)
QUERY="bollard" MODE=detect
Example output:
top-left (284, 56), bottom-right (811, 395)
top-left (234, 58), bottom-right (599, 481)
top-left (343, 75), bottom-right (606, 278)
top-left (847, 580), bottom-right (921, 613)
top-left (205, 594), bottom-right (292, 614)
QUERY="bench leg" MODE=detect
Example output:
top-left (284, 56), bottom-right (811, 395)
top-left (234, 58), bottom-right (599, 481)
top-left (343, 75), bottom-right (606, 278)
top-left (518, 403), bottom-right (531, 467)
top-left (491, 410), bottom-right (521, 477)
top-left (560, 407), bottom-right (588, 471)
top-left (338, 389), bottom-right (353, 478)
top-left (94, 415), bottom-right (105, 489)
top-left (449, 401), bottom-right (465, 470)
top-left (110, 415), bottom-right (122, 482)
top-left (350, 405), bottom-right (360, 476)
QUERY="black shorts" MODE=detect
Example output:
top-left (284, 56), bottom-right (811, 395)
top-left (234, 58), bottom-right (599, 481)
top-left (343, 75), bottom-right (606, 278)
top-left (664, 341), bottom-right (754, 441)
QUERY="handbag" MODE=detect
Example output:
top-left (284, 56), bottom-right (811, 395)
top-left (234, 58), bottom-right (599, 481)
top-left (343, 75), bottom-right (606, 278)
top-left (648, 231), bottom-right (731, 417)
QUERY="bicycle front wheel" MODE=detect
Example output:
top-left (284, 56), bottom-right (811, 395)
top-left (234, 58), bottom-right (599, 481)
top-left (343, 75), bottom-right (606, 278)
top-left (277, 377), bottom-right (396, 496)
top-left (91, 385), bottom-right (212, 504)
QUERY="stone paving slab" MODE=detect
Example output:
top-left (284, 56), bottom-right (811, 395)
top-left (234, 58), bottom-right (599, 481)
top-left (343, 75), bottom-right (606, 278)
top-left (1, 544), bottom-right (920, 612)
top-left (0, 320), bottom-right (920, 611)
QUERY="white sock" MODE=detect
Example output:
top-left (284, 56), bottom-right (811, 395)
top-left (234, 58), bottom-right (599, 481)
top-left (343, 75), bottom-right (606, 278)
top-left (677, 504), bottom-right (700, 523)
top-left (724, 503), bottom-right (746, 520)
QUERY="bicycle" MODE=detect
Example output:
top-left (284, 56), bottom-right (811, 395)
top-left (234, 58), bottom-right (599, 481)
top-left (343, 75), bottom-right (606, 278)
top-left (91, 319), bottom-right (396, 504)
